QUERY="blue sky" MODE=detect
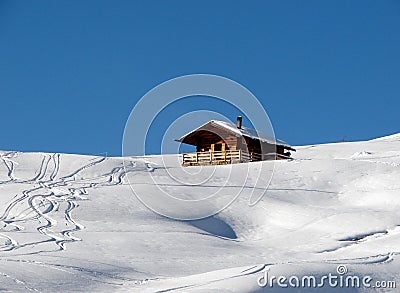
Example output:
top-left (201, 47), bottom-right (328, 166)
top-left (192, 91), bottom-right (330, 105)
top-left (1, 1), bottom-right (399, 156)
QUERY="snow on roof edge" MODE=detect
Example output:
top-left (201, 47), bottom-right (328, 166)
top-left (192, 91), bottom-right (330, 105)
top-left (176, 119), bottom-right (294, 149)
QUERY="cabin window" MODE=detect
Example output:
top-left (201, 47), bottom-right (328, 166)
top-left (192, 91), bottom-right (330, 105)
top-left (212, 143), bottom-right (224, 152)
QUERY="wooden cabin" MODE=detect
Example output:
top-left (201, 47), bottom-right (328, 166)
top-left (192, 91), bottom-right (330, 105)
top-left (176, 116), bottom-right (295, 166)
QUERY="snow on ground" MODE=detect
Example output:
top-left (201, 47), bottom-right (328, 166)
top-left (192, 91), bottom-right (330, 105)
top-left (0, 133), bottom-right (400, 292)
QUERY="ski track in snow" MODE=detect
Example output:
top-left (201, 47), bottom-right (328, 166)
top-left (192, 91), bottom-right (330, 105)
top-left (0, 153), bottom-right (139, 254)
top-left (153, 265), bottom-right (267, 293)
top-left (0, 270), bottom-right (39, 292)
top-left (0, 152), bottom-right (18, 182)
top-left (0, 257), bottom-right (148, 287)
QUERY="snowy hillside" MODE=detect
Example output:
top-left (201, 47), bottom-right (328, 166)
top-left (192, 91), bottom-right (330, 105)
top-left (1, 134), bottom-right (400, 292)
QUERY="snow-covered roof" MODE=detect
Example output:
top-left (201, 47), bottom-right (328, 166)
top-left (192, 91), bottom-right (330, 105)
top-left (176, 120), bottom-right (294, 150)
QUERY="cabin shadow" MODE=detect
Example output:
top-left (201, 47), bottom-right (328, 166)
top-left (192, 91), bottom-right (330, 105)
top-left (188, 216), bottom-right (237, 240)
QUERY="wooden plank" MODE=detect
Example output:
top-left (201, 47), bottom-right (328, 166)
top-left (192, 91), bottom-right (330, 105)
top-left (182, 150), bottom-right (252, 166)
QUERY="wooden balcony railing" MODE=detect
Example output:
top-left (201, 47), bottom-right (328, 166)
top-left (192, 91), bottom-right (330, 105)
top-left (181, 150), bottom-right (290, 166)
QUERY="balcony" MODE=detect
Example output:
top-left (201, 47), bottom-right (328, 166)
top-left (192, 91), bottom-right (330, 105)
top-left (181, 150), bottom-right (286, 166)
